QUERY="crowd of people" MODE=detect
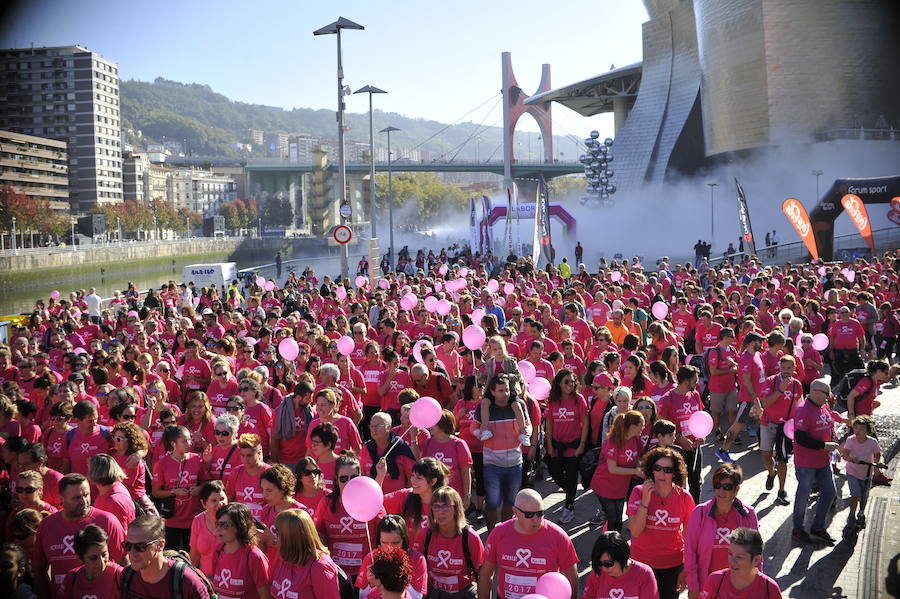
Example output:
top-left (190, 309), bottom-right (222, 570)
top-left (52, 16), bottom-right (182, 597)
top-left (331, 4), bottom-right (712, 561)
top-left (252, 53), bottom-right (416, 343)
top-left (0, 245), bottom-right (898, 599)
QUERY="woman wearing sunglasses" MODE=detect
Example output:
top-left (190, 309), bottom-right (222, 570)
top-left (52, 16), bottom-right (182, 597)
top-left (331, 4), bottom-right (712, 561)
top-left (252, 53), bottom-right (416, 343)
top-left (313, 454), bottom-right (386, 581)
top-left (584, 530), bottom-right (657, 598)
top-left (212, 502), bottom-right (271, 599)
top-left (293, 456), bottom-right (326, 516)
top-left (207, 358), bottom-right (238, 417)
top-left (683, 463), bottom-right (758, 599)
top-left (626, 447), bottom-right (695, 599)
top-left (357, 515), bottom-right (428, 599)
top-left (203, 413), bottom-right (242, 480)
top-left (61, 524), bottom-right (122, 599)
top-left (422, 487), bottom-right (484, 599)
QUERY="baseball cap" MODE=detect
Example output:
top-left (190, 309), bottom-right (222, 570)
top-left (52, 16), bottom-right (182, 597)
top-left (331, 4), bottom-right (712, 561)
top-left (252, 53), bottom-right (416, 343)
top-left (592, 373), bottom-right (615, 388)
top-left (744, 332), bottom-right (765, 344)
top-left (202, 308), bottom-right (214, 316)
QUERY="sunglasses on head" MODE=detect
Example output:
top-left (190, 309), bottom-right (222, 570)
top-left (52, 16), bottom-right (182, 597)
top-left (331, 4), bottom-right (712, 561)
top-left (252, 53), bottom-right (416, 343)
top-left (123, 539), bottom-right (163, 552)
top-left (652, 465), bottom-right (675, 474)
top-left (515, 507), bottom-right (544, 519)
top-left (337, 474), bottom-right (359, 484)
top-left (713, 482), bottom-right (735, 491)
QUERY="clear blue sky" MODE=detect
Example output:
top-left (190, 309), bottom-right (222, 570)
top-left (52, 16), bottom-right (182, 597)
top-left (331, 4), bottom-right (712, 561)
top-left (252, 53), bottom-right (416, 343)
top-left (0, 0), bottom-right (648, 138)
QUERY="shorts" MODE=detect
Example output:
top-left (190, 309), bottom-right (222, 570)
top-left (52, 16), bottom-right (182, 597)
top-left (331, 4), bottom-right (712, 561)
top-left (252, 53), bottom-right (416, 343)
top-left (759, 422), bottom-right (793, 461)
top-left (710, 390), bottom-right (738, 415)
top-left (734, 402), bottom-right (755, 425)
top-left (847, 474), bottom-right (870, 500)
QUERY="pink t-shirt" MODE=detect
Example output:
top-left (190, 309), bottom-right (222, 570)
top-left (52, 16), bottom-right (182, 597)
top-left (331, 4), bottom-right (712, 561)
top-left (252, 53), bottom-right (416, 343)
top-left (580, 559), bottom-right (658, 599)
top-left (423, 527), bottom-right (485, 593)
top-left (590, 436), bottom-right (643, 499)
top-left (62, 563), bottom-right (123, 599)
top-left (212, 544), bottom-right (270, 599)
top-left (155, 452), bottom-right (205, 528)
top-left (657, 389), bottom-right (704, 440)
top-left (699, 570), bottom-right (783, 599)
top-left (545, 394), bottom-right (588, 457)
top-left (190, 512), bottom-right (221, 576)
top-left (626, 483), bottom-right (695, 569)
top-left (421, 436), bottom-right (473, 497)
top-left (207, 377), bottom-right (239, 415)
top-left (793, 400), bottom-right (835, 469)
top-left (483, 519), bottom-right (579, 599)
top-left (706, 345), bottom-right (738, 394)
top-left (66, 426), bottom-right (111, 475)
top-left (314, 495), bottom-right (384, 576)
top-left (737, 350), bottom-right (765, 403)
top-left (94, 481), bottom-right (136, 533)
top-left (225, 463), bottom-right (272, 519)
top-left (306, 416), bottom-right (362, 455)
top-left (843, 435), bottom-right (881, 479)
top-left (270, 555), bottom-right (341, 599)
top-left (259, 499), bottom-right (303, 570)
top-left (208, 443), bottom-right (242, 480)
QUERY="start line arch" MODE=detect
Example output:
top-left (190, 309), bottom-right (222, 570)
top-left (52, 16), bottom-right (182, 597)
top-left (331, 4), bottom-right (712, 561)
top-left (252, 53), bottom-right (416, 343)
top-left (484, 203), bottom-right (577, 240)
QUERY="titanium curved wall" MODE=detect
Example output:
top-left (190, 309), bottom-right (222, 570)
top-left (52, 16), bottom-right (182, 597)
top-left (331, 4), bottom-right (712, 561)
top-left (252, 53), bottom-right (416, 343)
top-left (695, 0), bottom-right (900, 156)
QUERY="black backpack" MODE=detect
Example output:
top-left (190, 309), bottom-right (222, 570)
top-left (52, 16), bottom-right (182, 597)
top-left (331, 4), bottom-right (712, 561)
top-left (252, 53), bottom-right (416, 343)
top-left (335, 564), bottom-right (356, 599)
top-left (120, 549), bottom-right (217, 599)
top-left (422, 526), bottom-right (478, 578)
top-left (833, 369), bottom-right (869, 412)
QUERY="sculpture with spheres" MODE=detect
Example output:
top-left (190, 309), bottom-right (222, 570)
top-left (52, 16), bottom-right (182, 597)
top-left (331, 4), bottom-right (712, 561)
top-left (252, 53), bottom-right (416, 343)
top-left (579, 131), bottom-right (616, 206)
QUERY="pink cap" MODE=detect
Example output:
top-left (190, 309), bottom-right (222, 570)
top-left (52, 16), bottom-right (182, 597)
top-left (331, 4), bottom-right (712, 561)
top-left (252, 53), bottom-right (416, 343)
top-left (592, 373), bottom-right (615, 388)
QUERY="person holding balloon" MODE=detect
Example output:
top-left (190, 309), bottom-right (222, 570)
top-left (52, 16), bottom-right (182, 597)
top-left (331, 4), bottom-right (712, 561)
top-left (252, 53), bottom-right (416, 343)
top-left (683, 463), bottom-right (758, 599)
top-left (314, 453), bottom-right (386, 579)
top-left (582, 531), bottom-right (658, 599)
top-left (758, 356), bottom-right (802, 505)
top-left (657, 365), bottom-right (706, 504)
top-left (356, 515), bottom-right (428, 599)
top-left (545, 369), bottom-right (589, 524)
top-left (362, 411), bottom-right (416, 494)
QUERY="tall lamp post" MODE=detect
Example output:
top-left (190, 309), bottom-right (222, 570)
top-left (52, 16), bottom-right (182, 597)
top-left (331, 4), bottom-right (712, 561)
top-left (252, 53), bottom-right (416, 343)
top-left (11, 216), bottom-right (17, 255)
top-left (812, 169), bottom-right (823, 200)
top-left (71, 217), bottom-right (77, 252)
top-left (117, 217), bottom-right (122, 247)
top-left (314, 17), bottom-right (365, 280)
top-left (707, 182), bottom-right (718, 240)
top-left (380, 126), bottom-right (400, 271)
top-left (353, 85), bottom-right (386, 240)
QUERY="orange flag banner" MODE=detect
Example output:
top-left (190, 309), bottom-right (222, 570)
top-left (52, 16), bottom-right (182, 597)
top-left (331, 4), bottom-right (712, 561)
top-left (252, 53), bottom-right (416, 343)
top-left (840, 194), bottom-right (875, 253)
top-left (781, 198), bottom-right (819, 260)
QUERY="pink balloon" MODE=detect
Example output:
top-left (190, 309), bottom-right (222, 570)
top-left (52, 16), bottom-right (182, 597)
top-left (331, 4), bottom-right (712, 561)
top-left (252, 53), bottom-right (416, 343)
top-left (412, 340), bottom-right (433, 364)
top-left (518, 360), bottom-right (537, 383)
top-left (436, 299), bottom-right (452, 316)
top-left (454, 278), bottom-right (468, 289)
top-left (438, 264), bottom-right (449, 276)
top-left (50, 290), bottom-right (60, 300)
top-left (486, 279), bottom-right (499, 293)
top-left (687, 410), bottom-right (714, 438)
top-left (536, 573), bottom-right (570, 599)
top-left (434, 282), bottom-right (443, 292)
top-left (844, 269), bottom-right (856, 283)
top-left (462, 325), bottom-right (487, 351)
top-left (652, 301), bottom-right (669, 320)
top-left (255, 276), bottom-right (265, 286)
top-left (458, 267), bottom-right (469, 278)
top-left (424, 296), bottom-right (438, 313)
top-left (410, 396), bottom-right (443, 429)
top-left (243, 337), bottom-right (257, 346)
top-left (471, 308), bottom-right (485, 326)
top-left (818, 266), bottom-right (826, 276)
top-left (503, 282), bottom-right (515, 295)
top-left (812, 333), bottom-right (829, 351)
top-left (400, 293), bottom-right (418, 311)
top-left (264, 281), bottom-right (275, 291)
top-left (355, 276), bottom-right (367, 288)
top-left (772, 278), bottom-right (781, 289)
top-left (127, 310), bottom-right (139, 319)
top-left (496, 296), bottom-right (506, 307)
top-left (784, 418), bottom-right (795, 440)
top-left (378, 279), bottom-right (390, 290)
top-left (278, 338), bottom-right (299, 361)
top-left (335, 286), bottom-right (347, 300)
top-left (610, 271), bottom-right (622, 282)
top-left (341, 476), bottom-right (384, 522)
top-left (193, 297), bottom-right (201, 306)
top-left (528, 377), bottom-right (551, 401)
top-left (336, 335), bottom-right (355, 356)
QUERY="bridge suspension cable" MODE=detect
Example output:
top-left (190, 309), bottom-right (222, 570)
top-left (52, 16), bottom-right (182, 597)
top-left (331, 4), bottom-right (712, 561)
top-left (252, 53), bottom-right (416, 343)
top-left (395, 92), bottom-right (501, 162)
top-left (447, 97), bottom-right (503, 163)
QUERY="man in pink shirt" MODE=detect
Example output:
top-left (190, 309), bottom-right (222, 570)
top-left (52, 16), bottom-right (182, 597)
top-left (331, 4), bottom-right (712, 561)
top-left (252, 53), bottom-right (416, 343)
top-left (716, 332), bottom-right (765, 463)
top-left (828, 306), bottom-right (865, 383)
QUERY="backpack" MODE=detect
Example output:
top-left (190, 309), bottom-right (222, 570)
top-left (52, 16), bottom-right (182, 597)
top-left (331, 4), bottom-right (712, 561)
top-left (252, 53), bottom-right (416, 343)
top-left (833, 369), bottom-right (869, 412)
top-left (335, 564), bottom-right (356, 599)
top-left (120, 549), bottom-right (217, 599)
top-left (700, 346), bottom-right (723, 384)
top-left (66, 425), bottom-right (111, 446)
top-left (422, 526), bottom-right (478, 578)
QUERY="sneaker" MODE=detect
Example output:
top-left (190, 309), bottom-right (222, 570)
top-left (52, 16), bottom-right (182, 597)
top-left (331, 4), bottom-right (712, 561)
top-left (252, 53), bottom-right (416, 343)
top-left (777, 490), bottom-right (790, 505)
top-left (589, 509), bottom-right (607, 525)
top-left (478, 429), bottom-right (493, 441)
top-left (792, 529), bottom-right (812, 543)
top-left (765, 473), bottom-right (776, 491)
top-left (810, 529), bottom-right (837, 545)
top-left (715, 449), bottom-right (734, 463)
top-left (748, 427), bottom-right (758, 438)
top-left (559, 507), bottom-right (575, 524)
top-left (518, 433), bottom-right (531, 447)
top-left (856, 513), bottom-right (866, 529)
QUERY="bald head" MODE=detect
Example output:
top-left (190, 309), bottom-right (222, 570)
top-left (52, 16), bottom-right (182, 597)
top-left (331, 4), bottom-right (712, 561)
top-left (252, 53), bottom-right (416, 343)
top-left (810, 378), bottom-right (830, 394)
top-left (514, 488), bottom-right (544, 511)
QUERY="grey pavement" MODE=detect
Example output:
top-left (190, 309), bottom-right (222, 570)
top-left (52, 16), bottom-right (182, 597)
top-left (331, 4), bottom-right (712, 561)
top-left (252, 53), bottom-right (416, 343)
top-left (468, 379), bottom-right (900, 598)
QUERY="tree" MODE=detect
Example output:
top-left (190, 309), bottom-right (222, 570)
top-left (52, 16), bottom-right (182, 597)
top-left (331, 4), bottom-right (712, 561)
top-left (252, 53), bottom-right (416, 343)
top-left (0, 184), bottom-right (70, 242)
top-left (259, 196), bottom-right (293, 227)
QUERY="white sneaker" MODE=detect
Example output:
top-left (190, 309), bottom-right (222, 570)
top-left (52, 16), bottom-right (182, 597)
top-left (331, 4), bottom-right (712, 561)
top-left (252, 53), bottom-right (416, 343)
top-left (559, 507), bottom-right (574, 524)
top-left (478, 428), bottom-right (494, 441)
top-left (519, 433), bottom-right (531, 446)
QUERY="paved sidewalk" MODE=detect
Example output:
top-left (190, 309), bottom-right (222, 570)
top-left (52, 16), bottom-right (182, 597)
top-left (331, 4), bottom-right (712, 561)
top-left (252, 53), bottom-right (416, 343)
top-left (470, 380), bottom-right (900, 598)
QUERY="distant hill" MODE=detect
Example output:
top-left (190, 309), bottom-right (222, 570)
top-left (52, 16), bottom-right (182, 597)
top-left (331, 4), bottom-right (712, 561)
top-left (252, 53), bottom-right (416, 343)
top-left (120, 77), bottom-right (557, 160)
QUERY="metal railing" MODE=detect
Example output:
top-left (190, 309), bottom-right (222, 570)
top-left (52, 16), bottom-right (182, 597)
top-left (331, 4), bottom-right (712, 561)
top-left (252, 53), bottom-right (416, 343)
top-left (0, 235), bottom-right (238, 257)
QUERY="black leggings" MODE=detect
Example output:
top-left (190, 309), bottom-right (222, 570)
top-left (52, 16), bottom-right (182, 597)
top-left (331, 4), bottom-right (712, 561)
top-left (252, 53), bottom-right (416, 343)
top-left (653, 564), bottom-right (684, 599)
top-left (596, 496), bottom-right (626, 533)
top-left (549, 455), bottom-right (580, 509)
top-left (683, 448), bottom-right (702, 504)
top-left (471, 452), bottom-right (486, 497)
top-left (165, 526), bottom-right (191, 552)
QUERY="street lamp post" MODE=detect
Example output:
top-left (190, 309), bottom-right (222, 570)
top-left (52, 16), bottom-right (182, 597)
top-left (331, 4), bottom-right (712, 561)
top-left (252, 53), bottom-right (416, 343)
top-left (153, 211), bottom-right (158, 244)
top-left (812, 169), bottom-right (823, 200)
top-left (117, 217), bottom-right (122, 247)
top-left (11, 216), bottom-right (17, 255)
top-left (380, 126), bottom-right (400, 271)
top-left (353, 84), bottom-right (387, 240)
top-left (315, 17), bottom-right (365, 280)
top-left (71, 218), bottom-right (77, 252)
top-left (707, 182), bottom-right (718, 240)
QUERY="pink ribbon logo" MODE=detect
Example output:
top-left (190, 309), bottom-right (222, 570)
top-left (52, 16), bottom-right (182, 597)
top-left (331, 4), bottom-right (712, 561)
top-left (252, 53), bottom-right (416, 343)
top-left (179, 470), bottom-right (191, 486)
top-left (609, 590), bottom-right (624, 599)
top-left (241, 486), bottom-right (255, 502)
top-left (218, 569), bottom-right (232, 588)
top-left (437, 549), bottom-right (452, 568)
top-left (273, 579), bottom-right (291, 599)
top-left (80, 442), bottom-right (92, 454)
top-left (62, 535), bottom-right (75, 554)
top-left (716, 527), bottom-right (732, 545)
top-left (515, 548), bottom-right (532, 567)
top-left (434, 452), bottom-right (446, 462)
top-left (653, 509), bottom-right (669, 525)
top-left (340, 516), bottom-right (354, 533)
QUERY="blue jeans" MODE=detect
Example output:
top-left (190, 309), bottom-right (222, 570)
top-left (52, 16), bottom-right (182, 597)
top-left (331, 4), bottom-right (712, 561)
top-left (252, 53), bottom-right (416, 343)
top-left (484, 462), bottom-right (522, 509)
top-left (793, 465), bottom-right (836, 531)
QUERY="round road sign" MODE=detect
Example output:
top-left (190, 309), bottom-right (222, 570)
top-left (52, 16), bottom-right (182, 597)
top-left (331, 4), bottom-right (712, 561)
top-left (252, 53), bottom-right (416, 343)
top-left (333, 225), bottom-right (352, 244)
top-left (339, 204), bottom-right (352, 218)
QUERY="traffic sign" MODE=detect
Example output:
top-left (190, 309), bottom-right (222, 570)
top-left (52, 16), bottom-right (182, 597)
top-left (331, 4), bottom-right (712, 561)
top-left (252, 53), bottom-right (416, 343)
top-left (333, 225), bottom-right (352, 244)
top-left (339, 204), bottom-right (352, 218)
